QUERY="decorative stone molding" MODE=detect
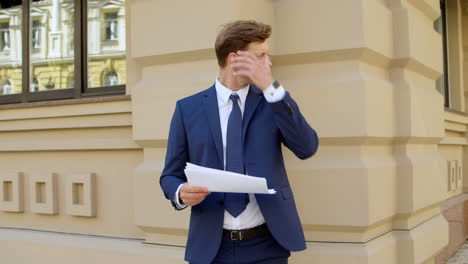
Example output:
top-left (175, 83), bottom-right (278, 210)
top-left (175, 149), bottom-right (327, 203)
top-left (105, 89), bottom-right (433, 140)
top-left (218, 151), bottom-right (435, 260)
top-left (456, 160), bottom-right (463, 190)
top-left (448, 160), bottom-right (463, 192)
top-left (0, 172), bottom-right (24, 212)
top-left (30, 173), bottom-right (58, 214)
top-left (66, 173), bottom-right (96, 217)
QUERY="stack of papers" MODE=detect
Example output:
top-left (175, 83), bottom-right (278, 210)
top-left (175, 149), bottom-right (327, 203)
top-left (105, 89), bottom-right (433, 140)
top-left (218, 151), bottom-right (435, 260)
top-left (184, 163), bottom-right (276, 194)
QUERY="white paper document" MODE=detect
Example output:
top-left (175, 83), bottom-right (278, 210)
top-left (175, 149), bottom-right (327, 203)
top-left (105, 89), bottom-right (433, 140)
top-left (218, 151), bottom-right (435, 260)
top-left (184, 163), bottom-right (276, 194)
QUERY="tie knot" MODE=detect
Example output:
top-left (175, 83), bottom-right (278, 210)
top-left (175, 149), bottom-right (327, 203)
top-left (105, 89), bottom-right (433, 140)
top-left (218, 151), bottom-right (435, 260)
top-left (230, 94), bottom-right (239, 105)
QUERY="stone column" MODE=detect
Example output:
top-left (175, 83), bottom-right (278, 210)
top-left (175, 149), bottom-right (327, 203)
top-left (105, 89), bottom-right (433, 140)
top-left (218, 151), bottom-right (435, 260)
top-left (11, 15), bottom-right (20, 62)
top-left (51, 0), bottom-right (61, 33)
top-left (118, 7), bottom-right (126, 51)
top-left (40, 15), bottom-right (46, 59)
top-left (48, 0), bottom-right (62, 58)
top-left (389, 1), bottom-right (448, 263)
top-left (87, 8), bottom-right (100, 56)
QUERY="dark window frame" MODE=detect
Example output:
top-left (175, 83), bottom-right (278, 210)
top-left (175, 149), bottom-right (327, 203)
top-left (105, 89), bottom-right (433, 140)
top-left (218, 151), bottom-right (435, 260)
top-left (440, 0), bottom-right (451, 108)
top-left (0, 0), bottom-right (125, 105)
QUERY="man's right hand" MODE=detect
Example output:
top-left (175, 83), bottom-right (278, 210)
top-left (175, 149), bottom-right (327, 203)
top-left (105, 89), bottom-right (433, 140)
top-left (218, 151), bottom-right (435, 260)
top-left (179, 183), bottom-right (211, 207)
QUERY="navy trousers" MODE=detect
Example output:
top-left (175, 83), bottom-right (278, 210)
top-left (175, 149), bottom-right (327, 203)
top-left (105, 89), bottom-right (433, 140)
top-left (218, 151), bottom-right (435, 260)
top-left (209, 232), bottom-right (290, 264)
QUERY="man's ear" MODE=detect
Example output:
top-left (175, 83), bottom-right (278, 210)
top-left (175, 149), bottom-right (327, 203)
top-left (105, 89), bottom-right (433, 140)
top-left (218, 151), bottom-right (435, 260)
top-left (226, 52), bottom-right (237, 66)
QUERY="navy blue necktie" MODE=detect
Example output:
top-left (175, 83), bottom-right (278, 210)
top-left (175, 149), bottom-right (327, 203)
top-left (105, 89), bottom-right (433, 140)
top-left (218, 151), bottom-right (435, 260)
top-left (225, 94), bottom-right (249, 218)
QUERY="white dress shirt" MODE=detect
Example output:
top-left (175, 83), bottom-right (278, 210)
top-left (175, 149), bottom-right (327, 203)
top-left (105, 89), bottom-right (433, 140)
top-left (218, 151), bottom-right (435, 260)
top-left (175, 78), bottom-right (286, 230)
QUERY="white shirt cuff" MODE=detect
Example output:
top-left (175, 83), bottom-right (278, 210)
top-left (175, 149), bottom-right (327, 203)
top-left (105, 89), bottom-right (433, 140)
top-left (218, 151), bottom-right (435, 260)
top-left (263, 83), bottom-right (286, 103)
top-left (174, 184), bottom-right (187, 209)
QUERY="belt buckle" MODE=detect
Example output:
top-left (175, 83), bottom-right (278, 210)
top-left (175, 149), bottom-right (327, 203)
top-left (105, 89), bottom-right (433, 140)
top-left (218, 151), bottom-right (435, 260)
top-left (230, 230), bottom-right (243, 240)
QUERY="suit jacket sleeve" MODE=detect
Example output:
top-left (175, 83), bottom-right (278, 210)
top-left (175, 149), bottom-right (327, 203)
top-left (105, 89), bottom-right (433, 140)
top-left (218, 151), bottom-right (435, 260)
top-left (160, 101), bottom-right (188, 210)
top-left (269, 92), bottom-right (319, 159)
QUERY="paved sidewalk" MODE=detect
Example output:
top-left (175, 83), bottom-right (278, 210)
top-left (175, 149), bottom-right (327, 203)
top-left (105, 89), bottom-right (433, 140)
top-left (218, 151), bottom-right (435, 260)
top-left (448, 240), bottom-right (468, 264)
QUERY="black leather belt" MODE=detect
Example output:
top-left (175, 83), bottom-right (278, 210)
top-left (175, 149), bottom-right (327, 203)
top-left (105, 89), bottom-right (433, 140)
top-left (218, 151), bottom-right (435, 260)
top-left (223, 223), bottom-right (270, 241)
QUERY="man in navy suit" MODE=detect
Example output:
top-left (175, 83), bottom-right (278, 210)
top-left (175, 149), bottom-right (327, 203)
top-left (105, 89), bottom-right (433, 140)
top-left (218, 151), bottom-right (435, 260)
top-left (160, 20), bottom-right (319, 264)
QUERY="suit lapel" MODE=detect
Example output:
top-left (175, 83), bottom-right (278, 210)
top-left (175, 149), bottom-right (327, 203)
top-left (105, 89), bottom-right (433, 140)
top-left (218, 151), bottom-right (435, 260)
top-left (203, 85), bottom-right (224, 167)
top-left (242, 85), bottom-right (263, 140)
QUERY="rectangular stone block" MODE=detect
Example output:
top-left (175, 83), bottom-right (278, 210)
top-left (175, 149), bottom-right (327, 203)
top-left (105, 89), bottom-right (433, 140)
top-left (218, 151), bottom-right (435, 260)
top-left (442, 202), bottom-right (463, 222)
top-left (30, 173), bottom-right (58, 214)
top-left (66, 173), bottom-right (96, 217)
top-left (0, 172), bottom-right (24, 212)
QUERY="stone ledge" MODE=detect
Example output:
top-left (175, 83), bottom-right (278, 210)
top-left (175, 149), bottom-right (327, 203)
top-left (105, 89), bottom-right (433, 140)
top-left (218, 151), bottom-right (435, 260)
top-left (445, 107), bottom-right (468, 118)
top-left (0, 95), bottom-right (131, 110)
top-left (441, 193), bottom-right (468, 212)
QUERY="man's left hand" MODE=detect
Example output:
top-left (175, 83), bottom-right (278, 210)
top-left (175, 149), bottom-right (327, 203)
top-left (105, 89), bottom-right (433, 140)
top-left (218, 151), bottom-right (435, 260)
top-left (231, 50), bottom-right (273, 91)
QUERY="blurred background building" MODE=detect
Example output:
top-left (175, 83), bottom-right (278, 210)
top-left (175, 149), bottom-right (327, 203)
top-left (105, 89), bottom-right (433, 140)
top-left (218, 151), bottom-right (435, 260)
top-left (0, 0), bottom-right (466, 263)
top-left (0, 0), bottom-right (125, 95)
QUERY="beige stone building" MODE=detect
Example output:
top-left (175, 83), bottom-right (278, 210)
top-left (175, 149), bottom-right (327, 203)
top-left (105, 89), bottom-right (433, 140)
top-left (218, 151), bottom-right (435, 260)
top-left (0, 0), bottom-right (467, 263)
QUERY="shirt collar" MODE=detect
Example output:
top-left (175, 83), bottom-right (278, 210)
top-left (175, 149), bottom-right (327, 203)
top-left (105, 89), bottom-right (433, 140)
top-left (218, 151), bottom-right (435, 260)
top-left (215, 78), bottom-right (249, 105)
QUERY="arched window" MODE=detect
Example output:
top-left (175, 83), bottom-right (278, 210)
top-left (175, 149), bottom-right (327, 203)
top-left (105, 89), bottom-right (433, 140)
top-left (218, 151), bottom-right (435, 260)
top-left (104, 71), bottom-right (119, 86)
top-left (44, 77), bottom-right (55, 89)
top-left (3, 80), bottom-right (11, 94)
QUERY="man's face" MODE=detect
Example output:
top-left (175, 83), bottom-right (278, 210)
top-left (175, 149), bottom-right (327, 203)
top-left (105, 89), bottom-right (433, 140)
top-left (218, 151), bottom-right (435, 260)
top-left (231, 41), bottom-right (271, 85)
top-left (246, 41), bottom-right (271, 66)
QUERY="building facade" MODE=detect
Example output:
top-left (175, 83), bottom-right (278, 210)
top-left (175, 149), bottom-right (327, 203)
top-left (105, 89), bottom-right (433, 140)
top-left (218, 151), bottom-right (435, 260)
top-left (0, 0), bottom-right (466, 263)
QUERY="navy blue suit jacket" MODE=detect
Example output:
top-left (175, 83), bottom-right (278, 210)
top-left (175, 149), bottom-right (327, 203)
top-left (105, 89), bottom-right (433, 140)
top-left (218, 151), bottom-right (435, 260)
top-left (160, 84), bottom-right (319, 264)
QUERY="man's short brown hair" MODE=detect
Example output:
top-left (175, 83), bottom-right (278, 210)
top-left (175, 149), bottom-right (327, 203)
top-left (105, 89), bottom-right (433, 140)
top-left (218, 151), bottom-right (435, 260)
top-left (215, 20), bottom-right (271, 68)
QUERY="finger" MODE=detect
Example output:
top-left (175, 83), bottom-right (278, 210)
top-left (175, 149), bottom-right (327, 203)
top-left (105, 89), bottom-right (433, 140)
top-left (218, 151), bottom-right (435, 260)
top-left (183, 196), bottom-right (207, 206)
top-left (183, 197), bottom-right (203, 203)
top-left (184, 192), bottom-right (211, 200)
top-left (188, 186), bottom-right (209, 193)
top-left (232, 58), bottom-right (271, 82)
top-left (232, 55), bottom-right (256, 65)
top-left (237, 50), bottom-right (257, 61)
top-left (183, 199), bottom-right (201, 206)
top-left (182, 191), bottom-right (210, 200)
top-left (182, 184), bottom-right (203, 193)
top-left (231, 62), bottom-right (254, 72)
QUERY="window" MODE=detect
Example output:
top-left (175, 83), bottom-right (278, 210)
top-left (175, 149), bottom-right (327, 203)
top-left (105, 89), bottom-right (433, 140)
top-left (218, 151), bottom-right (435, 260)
top-left (44, 77), bottom-right (55, 90)
top-left (0, 22), bottom-right (10, 52)
top-left (88, 1), bottom-right (125, 88)
top-left (434, 0), bottom-right (450, 107)
top-left (0, 0), bottom-right (126, 105)
top-left (0, 2), bottom-right (21, 99)
top-left (104, 12), bottom-right (118, 41)
top-left (32, 20), bottom-right (40, 49)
